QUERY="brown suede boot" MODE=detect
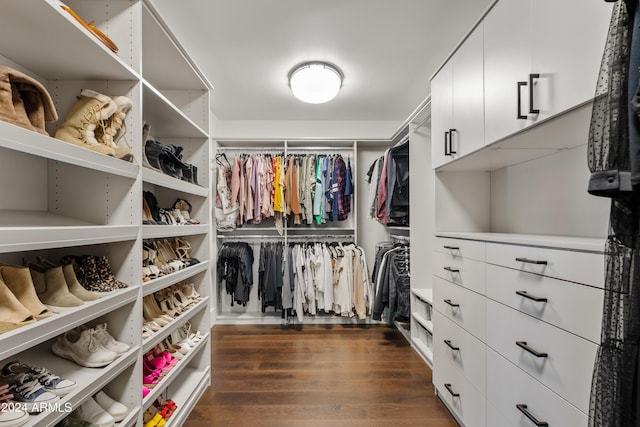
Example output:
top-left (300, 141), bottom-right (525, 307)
top-left (0, 265), bottom-right (51, 319)
top-left (0, 65), bottom-right (57, 135)
top-left (54, 89), bottom-right (117, 156)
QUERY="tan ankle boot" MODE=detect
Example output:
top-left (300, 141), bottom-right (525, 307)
top-left (61, 264), bottom-right (100, 302)
top-left (95, 95), bottom-right (134, 162)
top-left (0, 276), bottom-right (34, 334)
top-left (54, 89), bottom-right (117, 156)
top-left (27, 263), bottom-right (84, 313)
top-left (0, 265), bottom-right (51, 319)
top-left (0, 66), bottom-right (57, 135)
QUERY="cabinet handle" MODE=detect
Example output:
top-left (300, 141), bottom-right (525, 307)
top-left (444, 339), bottom-right (460, 351)
top-left (448, 128), bottom-right (457, 155)
top-left (443, 267), bottom-right (460, 273)
top-left (443, 245), bottom-right (459, 250)
top-left (516, 341), bottom-right (548, 358)
top-left (529, 73), bottom-right (540, 114)
top-left (515, 290), bottom-right (548, 303)
top-left (516, 404), bottom-right (549, 427)
top-left (517, 81), bottom-right (528, 119)
top-left (515, 257), bottom-right (548, 265)
top-left (444, 383), bottom-right (460, 398)
top-left (444, 299), bottom-right (460, 308)
top-left (444, 131), bottom-right (451, 156)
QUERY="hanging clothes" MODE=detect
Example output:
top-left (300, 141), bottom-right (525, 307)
top-left (217, 242), bottom-right (254, 306)
top-left (371, 241), bottom-right (410, 324)
top-left (367, 141), bottom-right (409, 226)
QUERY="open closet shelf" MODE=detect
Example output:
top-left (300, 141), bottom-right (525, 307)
top-left (436, 102), bottom-right (593, 173)
top-left (413, 337), bottom-right (433, 365)
top-left (142, 81), bottom-right (208, 138)
top-left (142, 168), bottom-right (208, 197)
top-left (0, 216), bottom-right (138, 254)
top-left (142, 334), bottom-right (210, 411)
top-left (118, 406), bottom-right (142, 427)
top-left (141, 3), bottom-right (208, 92)
top-left (0, 122), bottom-right (139, 179)
top-left (19, 343), bottom-right (139, 427)
top-left (0, 287), bottom-right (138, 362)
top-left (143, 261), bottom-right (210, 296)
top-left (412, 288), bottom-right (432, 305)
top-left (142, 224), bottom-right (208, 239)
top-left (412, 313), bottom-right (433, 333)
top-left (164, 367), bottom-right (211, 427)
top-left (0, 0), bottom-right (137, 80)
top-left (142, 297), bottom-right (209, 353)
top-left (435, 231), bottom-right (605, 252)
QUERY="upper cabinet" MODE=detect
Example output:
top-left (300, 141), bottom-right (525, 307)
top-left (432, 25), bottom-right (484, 169)
top-left (433, 0), bottom-right (612, 170)
top-left (484, 0), bottom-right (610, 144)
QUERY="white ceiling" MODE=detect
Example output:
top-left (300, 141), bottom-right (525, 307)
top-left (150, 0), bottom-right (493, 122)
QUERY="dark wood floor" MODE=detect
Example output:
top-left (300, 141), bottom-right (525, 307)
top-left (184, 324), bottom-right (458, 427)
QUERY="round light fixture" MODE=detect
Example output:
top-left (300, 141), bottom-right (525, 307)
top-left (288, 62), bottom-right (343, 104)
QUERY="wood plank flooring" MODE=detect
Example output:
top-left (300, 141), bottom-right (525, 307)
top-left (184, 324), bottom-right (458, 427)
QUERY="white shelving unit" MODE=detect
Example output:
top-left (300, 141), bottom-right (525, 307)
top-left (410, 288), bottom-right (433, 366)
top-left (0, 0), bottom-right (212, 425)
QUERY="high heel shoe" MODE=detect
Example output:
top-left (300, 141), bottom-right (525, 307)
top-left (142, 195), bottom-right (156, 225)
top-left (142, 295), bottom-right (172, 326)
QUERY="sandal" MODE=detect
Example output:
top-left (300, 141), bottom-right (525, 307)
top-left (60, 6), bottom-right (119, 53)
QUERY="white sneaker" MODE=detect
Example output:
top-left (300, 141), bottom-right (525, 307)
top-left (0, 407), bottom-right (29, 427)
top-left (74, 397), bottom-right (115, 427)
top-left (2, 361), bottom-right (76, 396)
top-left (52, 329), bottom-right (119, 368)
top-left (6, 373), bottom-right (58, 413)
top-left (94, 391), bottom-right (127, 422)
top-left (83, 324), bottom-right (130, 355)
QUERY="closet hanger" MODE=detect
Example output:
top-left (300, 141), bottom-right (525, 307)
top-left (215, 153), bottom-right (231, 169)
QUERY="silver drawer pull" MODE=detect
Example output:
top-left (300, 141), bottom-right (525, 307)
top-left (516, 341), bottom-right (548, 358)
top-left (444, 383), bottom-right (460, 398)
top-left (516, 404), bottom-right (548, 427)
top-left (516, 290), bottom-right (548, 303)
top-left (516, 257), bottom-right (548, 265)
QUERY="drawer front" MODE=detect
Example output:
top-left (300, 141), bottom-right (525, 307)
top-left (433, 251), bottom-right (486, 295)
top-left (433, 276), bottom-right (486, 342)
top-left (433, 236), bottom-right (486, 262)
top-left (434, 356), bottom-right (486, 427)
top-left (434, 309), bottom-right (486, 392)
top-left (486, 300), bottom-right (598, 414)
top-left (487, 348), bottom-right (588, 427)
top-left (487, 264), bottom-right (603, 343)
top-left (486, 242), bottom-right (604, 288)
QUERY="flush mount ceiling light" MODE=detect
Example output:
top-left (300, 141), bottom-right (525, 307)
top-left (288, 61), bottom-right (343, 104)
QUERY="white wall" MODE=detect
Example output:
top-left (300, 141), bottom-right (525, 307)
top-left (213, 119), bottom-right (401, 140)
top-left (490, 144), bottom-right (609, 238)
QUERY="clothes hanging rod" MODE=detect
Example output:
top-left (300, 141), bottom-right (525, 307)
top-left (391, 235), bottom-right (411, 242)
top-left (217, 147), bottom-right (284, 151)
top-left (217, 234), bottom-right (283, 240)
top-left (286, 146), bottom-right (354, 151)
top-left (286, 235), bottom-right (355, 240)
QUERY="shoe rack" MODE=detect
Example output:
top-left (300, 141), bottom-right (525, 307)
top-left (0, 1), bottom-right (211, 426)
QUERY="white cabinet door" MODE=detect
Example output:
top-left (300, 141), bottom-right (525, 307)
top-left (483, 0), bottom-right (532, 143)
top-left (431, 61), bottom-right (453, 169)
top-left (529, 0), bottom-right (611, 121)
top-left (452, 24), bottom-right (484, 158)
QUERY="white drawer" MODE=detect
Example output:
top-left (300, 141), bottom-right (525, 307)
top-left (487, 348), bottom-right (588, 427)
top-left (433, 251), bottom-right (486, 295)
top-left (433, 236), bottom-right (486, 262)
top-left (486, 242), bottom-right (604, 288)
top-left (486, 264), bottom-right (603, 343)
top-left (433, 276), bottom-right (486, 342)
top-left (486, 300), bottom-right (598, 414)
top-left (434, 309), bottom-right (486, 392)
top-left (434, 356), bottom-right (486, 427)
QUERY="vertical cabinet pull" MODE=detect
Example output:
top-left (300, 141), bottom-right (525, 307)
top-left (444, 383), bottom-right (460, 397)
top-left (444, 299), bottom-right (460, 308)
top-left (516, 341), bottom-right (548, 358)
top-left (517, 81), bottom-right (528, 119)
top-left (529, 73), bottom-right (540, 114)
top-left (515, 290), bottom-right (548, 303)
top-left (516, 404), bottom-right (548, 427)
top-left (444, 131), bottom-right (451, 156)
top-left (448, 128), bottom-right (457, 155)
top-left (444, 339), bottom-right (460, 351)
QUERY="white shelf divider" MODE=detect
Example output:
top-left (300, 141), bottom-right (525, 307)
top-left (142, 168), bottom-right (208, 197)
top-left (412, 288), bottom-right (433, 305)
top-left (413, 313), bottom-right (433, 333)
top-left (142, 81), bottom-right (208, 138)
top-left (143, 261), bottom-right (209, 296)
top-left (165, 366), bottom-right (211, 427)
top-left (142, 224), bottom-right (209, 239)
top-left (142, 297), bottom-right (209, 353)
top-left (142, 333), bottom-right (210, 410)
top-left (0, 287), bottom-right (138, 362)
top-left (0, 123), bottom-right (139, 179)
top-left (19, 344), bottom-right (139, 427)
